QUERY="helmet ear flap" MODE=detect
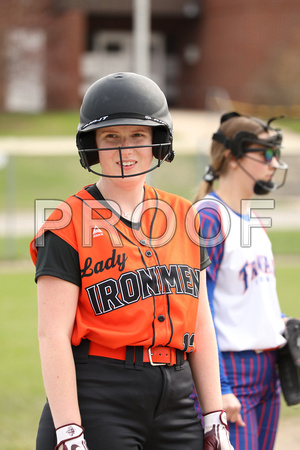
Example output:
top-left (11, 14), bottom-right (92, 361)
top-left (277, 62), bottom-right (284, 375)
top-left (152, 127), bottom-right (173, 161)
top-left (77, 131), bottom-right (99, 168)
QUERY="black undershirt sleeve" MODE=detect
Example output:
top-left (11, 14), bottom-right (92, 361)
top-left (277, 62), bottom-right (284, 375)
top-left (35, 231), bottom-right (81, 286)
top-left (199, 227), bottom-right (211, 271)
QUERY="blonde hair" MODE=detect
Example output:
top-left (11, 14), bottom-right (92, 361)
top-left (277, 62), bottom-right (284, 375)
top-left (194, 114), bottom-right (266, 202)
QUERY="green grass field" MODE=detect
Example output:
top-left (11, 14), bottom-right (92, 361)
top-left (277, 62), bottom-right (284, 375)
top-left (0, 111), bottom-right (299, 448)
top-left (1, 261), bottom-right (299, 449)
top-left (1, 270), bottom-right (43, 449)
top-left (1, 230), bottom-right (299, 449)
top-left (0, 111), bottom-right (79, 136)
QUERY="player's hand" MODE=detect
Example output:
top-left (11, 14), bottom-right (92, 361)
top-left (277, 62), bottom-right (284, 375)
top-left (203, 411), bottom-right (234, 450)
top-left (55, 423), bottom-right (89, 450)
top-left (222, 393), bottom-right (245, 427)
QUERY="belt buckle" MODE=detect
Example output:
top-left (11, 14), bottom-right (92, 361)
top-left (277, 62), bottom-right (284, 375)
top-left (148, 348), bottom-right (167, 366)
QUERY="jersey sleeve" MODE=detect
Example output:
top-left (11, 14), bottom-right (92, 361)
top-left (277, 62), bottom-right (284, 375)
top-left (198, 200), bottom-right (225, 281)
top-left (35, 231), bottom-right (81, 287)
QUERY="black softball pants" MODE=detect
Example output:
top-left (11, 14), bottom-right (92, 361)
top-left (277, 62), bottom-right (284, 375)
top-left (36, 356), bottom-right (204, 449)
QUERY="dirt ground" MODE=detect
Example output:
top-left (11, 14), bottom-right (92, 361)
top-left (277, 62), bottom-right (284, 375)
top-left (274, 415), bottom-right (299, 449)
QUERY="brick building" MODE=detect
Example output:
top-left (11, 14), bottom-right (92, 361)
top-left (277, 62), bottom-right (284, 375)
top-left (0, 0), bottom-right (299, 114)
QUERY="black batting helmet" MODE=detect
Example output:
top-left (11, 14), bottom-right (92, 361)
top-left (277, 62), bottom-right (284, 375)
top-left (76, 72), bottom-right (174, 177)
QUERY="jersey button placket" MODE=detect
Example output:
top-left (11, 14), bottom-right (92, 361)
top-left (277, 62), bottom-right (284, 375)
top-left (140, 240), bottom-right (152, 258)
top-left (139, 240), bottom-right (169, 337)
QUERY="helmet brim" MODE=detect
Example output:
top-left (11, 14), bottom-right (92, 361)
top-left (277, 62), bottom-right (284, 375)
top-left (78, 113), bottom-right (172, 134)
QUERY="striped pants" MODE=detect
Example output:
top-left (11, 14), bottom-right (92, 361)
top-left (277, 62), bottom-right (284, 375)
top-left (223, 350), bottom-right (280, 450)
top-left (193, 349), bottom-right (281, 450)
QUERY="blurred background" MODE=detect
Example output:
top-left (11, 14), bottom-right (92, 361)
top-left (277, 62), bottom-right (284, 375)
top-left (0, 1), bottom-right (299, 449)
top-left (1, 0), bottom-right (300, 112)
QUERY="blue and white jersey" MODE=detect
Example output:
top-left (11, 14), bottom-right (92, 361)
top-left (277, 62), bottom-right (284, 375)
top-left (196, 192), bottom-right (286, 352)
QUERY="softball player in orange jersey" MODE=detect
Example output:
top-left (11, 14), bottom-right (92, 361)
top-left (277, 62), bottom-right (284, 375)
top-left (30, 73), bottom-right (234, 450)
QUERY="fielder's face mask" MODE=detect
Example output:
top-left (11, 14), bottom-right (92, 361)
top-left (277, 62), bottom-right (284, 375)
top-left (212, 112), bottom-right (288, 195)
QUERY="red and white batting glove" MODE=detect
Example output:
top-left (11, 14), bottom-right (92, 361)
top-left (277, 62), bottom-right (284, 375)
top-left (55, 423), bottom-right (89, 450)
top-left (203, 410), bottom-right (234, 450)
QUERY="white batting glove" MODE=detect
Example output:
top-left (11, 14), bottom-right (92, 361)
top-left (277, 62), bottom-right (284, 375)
top-left (203, 410), bottom-right (234, 450)
top-left (55, 423), bottom-right (89, 450)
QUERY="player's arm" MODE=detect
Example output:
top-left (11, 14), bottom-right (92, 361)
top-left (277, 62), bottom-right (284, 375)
top-left (189, 270), bottom-right (234, 449)
top-left (37, 275), bottom-right (81, 428)
top-left (189, 269), bottom-right (223, 412)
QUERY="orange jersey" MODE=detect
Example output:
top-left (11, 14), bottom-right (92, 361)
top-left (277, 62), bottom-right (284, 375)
top-left (30, 184), bottom-right (208, 354)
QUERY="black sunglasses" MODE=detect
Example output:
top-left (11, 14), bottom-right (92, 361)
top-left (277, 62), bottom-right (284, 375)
top-left (244, 147), bottom-right (281, 163)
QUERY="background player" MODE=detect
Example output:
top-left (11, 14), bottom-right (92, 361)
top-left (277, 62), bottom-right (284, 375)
top-left (191, 111), bottom-right (289, 449)
top-left (30, 73), bottom-right (233, 450)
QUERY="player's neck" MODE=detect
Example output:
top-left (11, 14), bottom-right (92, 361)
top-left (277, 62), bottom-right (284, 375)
top-left (96, 178), bottom-right (145, 219)
top-left (215, 181), bottom-right (252, 214)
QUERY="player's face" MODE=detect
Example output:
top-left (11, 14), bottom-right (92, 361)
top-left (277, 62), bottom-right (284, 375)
top-left (95, 125), bottom-right (153, 178)
top-left (240, 132), bottom-right (278, 184)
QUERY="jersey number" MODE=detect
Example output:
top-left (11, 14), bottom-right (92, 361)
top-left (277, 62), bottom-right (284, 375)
top-left (183, 333), bottom-right (195, 353)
